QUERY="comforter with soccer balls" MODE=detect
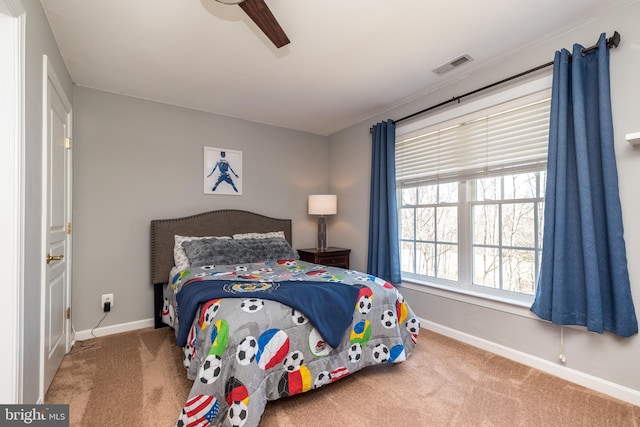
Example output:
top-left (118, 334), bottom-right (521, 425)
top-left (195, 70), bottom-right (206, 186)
top-left (163, 259), bottom-right (420, 427)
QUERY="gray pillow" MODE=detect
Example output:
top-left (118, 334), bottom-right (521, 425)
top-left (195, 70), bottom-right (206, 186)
top-left (236, 237), bottom-right (297, 262)
top-left (181, 238), bottom-right (258, 267)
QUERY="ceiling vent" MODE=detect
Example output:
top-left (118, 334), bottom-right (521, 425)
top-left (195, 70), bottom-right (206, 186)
top-left (432, 54), bottom-right (474, 75)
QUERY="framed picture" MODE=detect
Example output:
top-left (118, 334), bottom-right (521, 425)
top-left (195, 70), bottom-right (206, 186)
top-left (204, 146), bottom-right (243, 195)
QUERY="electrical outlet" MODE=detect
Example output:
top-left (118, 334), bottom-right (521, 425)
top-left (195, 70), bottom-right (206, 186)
top-left (101, 293), bottom-right (114, 310)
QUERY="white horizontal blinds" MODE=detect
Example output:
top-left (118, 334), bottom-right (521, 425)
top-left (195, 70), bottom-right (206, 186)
top-left (396, 92), bottom-right (551, 186)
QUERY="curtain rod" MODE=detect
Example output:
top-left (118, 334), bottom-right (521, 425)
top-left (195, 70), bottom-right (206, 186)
top-left (382, 31), bottom-right (621, 129)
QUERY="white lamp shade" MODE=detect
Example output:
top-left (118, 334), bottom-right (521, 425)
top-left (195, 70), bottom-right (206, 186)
top-left (308, 194), bottom-right (337, 215)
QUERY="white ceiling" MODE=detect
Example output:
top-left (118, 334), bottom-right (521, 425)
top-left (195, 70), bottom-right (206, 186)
top-left (40, 0), bottom-right (635, 136)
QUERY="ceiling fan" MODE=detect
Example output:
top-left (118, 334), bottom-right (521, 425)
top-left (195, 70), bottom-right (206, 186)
top-left (216, 0), bottom-right (290, 48)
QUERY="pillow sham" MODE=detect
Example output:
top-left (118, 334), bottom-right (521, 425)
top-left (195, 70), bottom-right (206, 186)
top-left (232, 231), bottom-right (286, 240)
top-left (173, 234), bottom-right (231, 270)
top-left (236, 237), bottom-right (297, 262)
top-left (181, 238), bottom-right (259, 267)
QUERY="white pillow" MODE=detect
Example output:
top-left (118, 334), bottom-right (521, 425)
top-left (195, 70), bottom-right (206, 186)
top-left (232, 231), bottom-right (286, 240)
top-left (173, 234), bottom-right (230, 270)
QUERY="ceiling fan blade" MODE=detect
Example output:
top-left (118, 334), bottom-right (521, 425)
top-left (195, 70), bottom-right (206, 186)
top-left (238, 0), bottom-right (290, 48)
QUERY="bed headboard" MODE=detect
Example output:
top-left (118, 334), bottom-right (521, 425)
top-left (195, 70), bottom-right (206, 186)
top-left (150, 209), bottom-right (292, 285)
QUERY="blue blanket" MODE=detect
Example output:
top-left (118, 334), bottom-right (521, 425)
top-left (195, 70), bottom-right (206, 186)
top-left (175, 279), bottom-right (362, 348)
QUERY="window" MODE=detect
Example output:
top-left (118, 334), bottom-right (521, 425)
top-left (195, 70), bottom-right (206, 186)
top-left (400, 182), bottom-right (459, 281)
top-left (471, 172), bottom-right (545, 295)
top-left (396, 78), bottom-right (551, 301)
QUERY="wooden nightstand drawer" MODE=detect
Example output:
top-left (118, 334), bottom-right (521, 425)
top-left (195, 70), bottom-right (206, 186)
top-left (297, 247), bottom-right (351, 269)
top-left (316, 253), bottom-right (349, 268)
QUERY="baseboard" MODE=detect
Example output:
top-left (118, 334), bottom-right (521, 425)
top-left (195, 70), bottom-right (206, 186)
top-left (74, 318), bottom-right (155, 341)
top-left (420, 318), bottom-right (640, 407)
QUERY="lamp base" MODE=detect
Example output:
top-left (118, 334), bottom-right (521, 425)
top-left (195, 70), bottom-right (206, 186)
top-left (317, 216), bottom-right (327, 251)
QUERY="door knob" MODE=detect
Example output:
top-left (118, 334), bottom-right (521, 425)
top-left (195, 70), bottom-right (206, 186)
top-left (46, 253), bottom-right (64, 264)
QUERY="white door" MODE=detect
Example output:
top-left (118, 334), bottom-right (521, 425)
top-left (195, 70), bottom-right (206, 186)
top-left (42, 57), bottom-right (72, 395)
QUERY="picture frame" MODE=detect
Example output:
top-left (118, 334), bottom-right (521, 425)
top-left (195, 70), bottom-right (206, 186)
top-left (204, 146), bottom-right (243, 195)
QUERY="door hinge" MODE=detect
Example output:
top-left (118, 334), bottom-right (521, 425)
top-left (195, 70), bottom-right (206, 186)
top-left (66, 307), bottom-right (71, 319)
top-left (66, 222), bottom-right (72, 234)
top-left (65, 137), bottom-right (72, 149)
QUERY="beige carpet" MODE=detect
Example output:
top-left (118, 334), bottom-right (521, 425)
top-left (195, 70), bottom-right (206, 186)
top-left (45, 327), bottom-right (640, 426)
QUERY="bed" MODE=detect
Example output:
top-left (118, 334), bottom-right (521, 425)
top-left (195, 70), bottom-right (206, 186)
top-left (150, 210), bottom-right (420, 427)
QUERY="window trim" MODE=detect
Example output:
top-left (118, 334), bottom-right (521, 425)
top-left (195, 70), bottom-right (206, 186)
top-left (396, 74), bottom-right (552, 306)
top-left (397, 277), bottom-right (538, 319)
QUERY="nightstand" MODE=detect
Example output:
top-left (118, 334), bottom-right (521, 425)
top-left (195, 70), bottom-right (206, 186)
top-left (297, 247), bottom-right (351, 269)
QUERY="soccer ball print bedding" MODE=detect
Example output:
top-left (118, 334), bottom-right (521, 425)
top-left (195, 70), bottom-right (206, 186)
top-left (167, 260), bottom-right (419, 427)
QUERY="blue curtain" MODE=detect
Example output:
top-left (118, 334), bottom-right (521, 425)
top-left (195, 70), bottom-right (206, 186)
top-left (531, 34), bottom-right (638, 337)
top-left (367, 120), bottom-right (401, 284)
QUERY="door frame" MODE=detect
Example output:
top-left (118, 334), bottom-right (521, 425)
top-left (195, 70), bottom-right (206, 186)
top-left (0, 0), bottom-right (25, 404)
top-left (40, 54), bottom-right (73, 401)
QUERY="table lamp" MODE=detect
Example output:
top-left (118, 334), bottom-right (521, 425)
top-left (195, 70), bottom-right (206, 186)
top-left (308, 194), bottom-right (337, 251)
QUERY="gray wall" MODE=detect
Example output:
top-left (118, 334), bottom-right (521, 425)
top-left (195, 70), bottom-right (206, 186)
top-left (328, 3), bottom-right (640, 394)
top-left (72, 87), bottom-right (329, 332)
top-left (19, 0), bottom-right (73, 403)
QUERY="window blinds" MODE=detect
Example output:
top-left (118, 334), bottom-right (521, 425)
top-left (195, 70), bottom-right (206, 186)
top-left (396, 92), bottom-right (551, 186)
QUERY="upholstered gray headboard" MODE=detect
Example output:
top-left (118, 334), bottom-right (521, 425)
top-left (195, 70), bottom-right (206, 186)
top-left (150, 209), bottom-right (292, 285)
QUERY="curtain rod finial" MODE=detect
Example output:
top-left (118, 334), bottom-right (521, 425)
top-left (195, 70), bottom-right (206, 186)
top-left (608, 31), bottom-right (621, 49)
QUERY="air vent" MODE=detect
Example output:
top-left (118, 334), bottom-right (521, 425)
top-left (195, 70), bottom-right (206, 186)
top-left (432, 54), bottom-right (474, 75)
